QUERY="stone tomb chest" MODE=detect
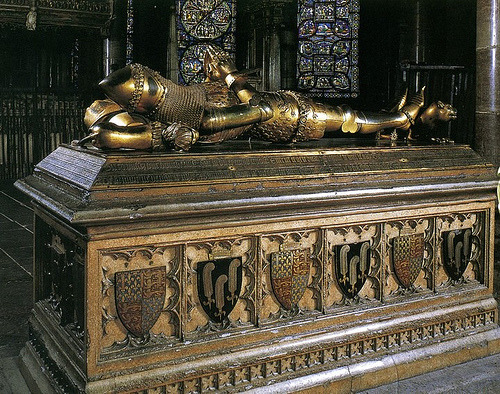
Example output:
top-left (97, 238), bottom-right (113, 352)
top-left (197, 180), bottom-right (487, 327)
top-left (15, 140), bottom-right (500, 393)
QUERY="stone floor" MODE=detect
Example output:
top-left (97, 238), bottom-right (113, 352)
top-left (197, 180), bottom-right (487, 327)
top-left (0, 182), bottom-right (33, 393)
top-left (0, 182), bottom-right (33, 360)
top-left (0, 181), bottom-right (499, 393)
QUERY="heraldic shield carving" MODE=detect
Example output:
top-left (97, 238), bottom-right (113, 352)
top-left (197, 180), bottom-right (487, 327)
top-left (270, 249), bottom-right (311, 310)
top-left (335, 241), bottom-right (370, 298)
top-left (442, 228), bottom-right (476, 280)
top-left (115, 266), bottom-right (167, 337)
top-left (196, 257), bottom-right (243, 324)
top-left (392, 234), bottom-right (425, 288)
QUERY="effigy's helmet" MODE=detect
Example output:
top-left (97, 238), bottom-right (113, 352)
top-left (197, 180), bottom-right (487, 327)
top-left (99, 64), bottom-right (165, 115)
top-left (99, 64), bottom-right (207, 130)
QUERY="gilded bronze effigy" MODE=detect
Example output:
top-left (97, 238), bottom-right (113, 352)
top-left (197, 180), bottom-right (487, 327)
top-left (79, 46), bottom-right (457, 151)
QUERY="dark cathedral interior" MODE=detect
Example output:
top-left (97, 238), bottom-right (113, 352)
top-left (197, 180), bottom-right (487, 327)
top-left (0, 0), bottom-right (499, 393)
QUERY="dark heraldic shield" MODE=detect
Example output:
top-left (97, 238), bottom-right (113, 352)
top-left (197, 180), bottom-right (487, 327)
top-left (442, 228), bottom-right (475, 281)
top-left (196, 257), bottom-right (243, 323)
top-left (271, 249), bottom-right (311, 310)
top-left (392, 234), bottom-right (425, 288)
top-left (115, 266), bottom-right (167, 337)
top-left (334, 241), bottom-right (370, 299)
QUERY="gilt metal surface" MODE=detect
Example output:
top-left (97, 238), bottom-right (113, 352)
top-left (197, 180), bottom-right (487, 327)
top-left (15, 142), bottom-right (496, 227)
top-left (82, 47), bottom-right (456, 151)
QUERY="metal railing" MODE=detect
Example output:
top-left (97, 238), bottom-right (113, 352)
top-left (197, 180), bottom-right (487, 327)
top-left (0, 91), bottom-right (86, 180)
top-left (400, 64), bottom-right (475, 144)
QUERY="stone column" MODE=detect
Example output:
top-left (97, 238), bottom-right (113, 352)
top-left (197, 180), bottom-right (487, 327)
top-left (475, 0), bottom-right (500, 166)
top-left (165, 5), bottom-right (179, 83)
top-left (102, 0), bottom-right (126, 76)
top-left (267, 30), bottom-right (281, 90)
top-left (103, 38), bottom-right (123, 77)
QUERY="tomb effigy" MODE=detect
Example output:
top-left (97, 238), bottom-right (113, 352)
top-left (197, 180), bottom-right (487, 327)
top-left (78, 46), bottom-right (457, 152)
top-left (15, 48), bottom-right (499, 393)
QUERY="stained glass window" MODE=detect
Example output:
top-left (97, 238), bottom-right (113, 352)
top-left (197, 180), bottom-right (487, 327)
top-left (176, 0), bottom-right (236, 85)
top-left (297, 0), bottom-right (359, 98)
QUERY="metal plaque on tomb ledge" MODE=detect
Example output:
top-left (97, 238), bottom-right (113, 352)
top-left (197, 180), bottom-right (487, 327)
top-left (392, 234), bottom-right (425, 288)
top-left (176, 0), bottom-right (236, 85)
top-left (442, 229), bottom-right (476, 281)
top-left (115, 267), bottom-right (167, 337)
top-left (297, 0), bottom-right (359, 98)
top-left (196, 257), bottom-right (242, 323)
top-left (334, 241), bottom-right (370, 298)
top-left (270, 249), bottom-right (311, 310)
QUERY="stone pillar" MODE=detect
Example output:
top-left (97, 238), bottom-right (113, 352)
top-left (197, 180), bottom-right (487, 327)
top-left (281, 29), bottom-right (296, 90)
top-left (267, 30), bottom-right (281, 90)
top-left (399, 0), bottom-right (428, 65)
top-left (261, 7), bottom-right (272, 91)
top-left (102, 0), bottom-right (126, 76)
top-left (165, 5), bottom-right (179, 83)
top-left (103, 38), bottom-right (123, 77)
top-left (475, 0), bottom-right (500, 166)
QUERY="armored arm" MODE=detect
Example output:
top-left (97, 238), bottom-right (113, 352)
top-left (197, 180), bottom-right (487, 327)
top-left (204, 46), bottom-right (258, 103)
top-left (79, 99), bottom-right (199, 151)
top-left (201, 101), bottom-right (274, 132)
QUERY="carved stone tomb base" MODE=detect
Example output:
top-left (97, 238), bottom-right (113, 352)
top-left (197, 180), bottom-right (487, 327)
top-left (15, 140), bottom-right (500, 393)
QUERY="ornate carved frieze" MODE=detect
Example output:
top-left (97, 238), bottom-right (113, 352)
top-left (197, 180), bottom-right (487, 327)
top-left (146, 309), bottom-right (497, 392)
top-left (72, 209), bottom-right (490, 364)
top-left (37, 0), bottom-right (109, 12)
